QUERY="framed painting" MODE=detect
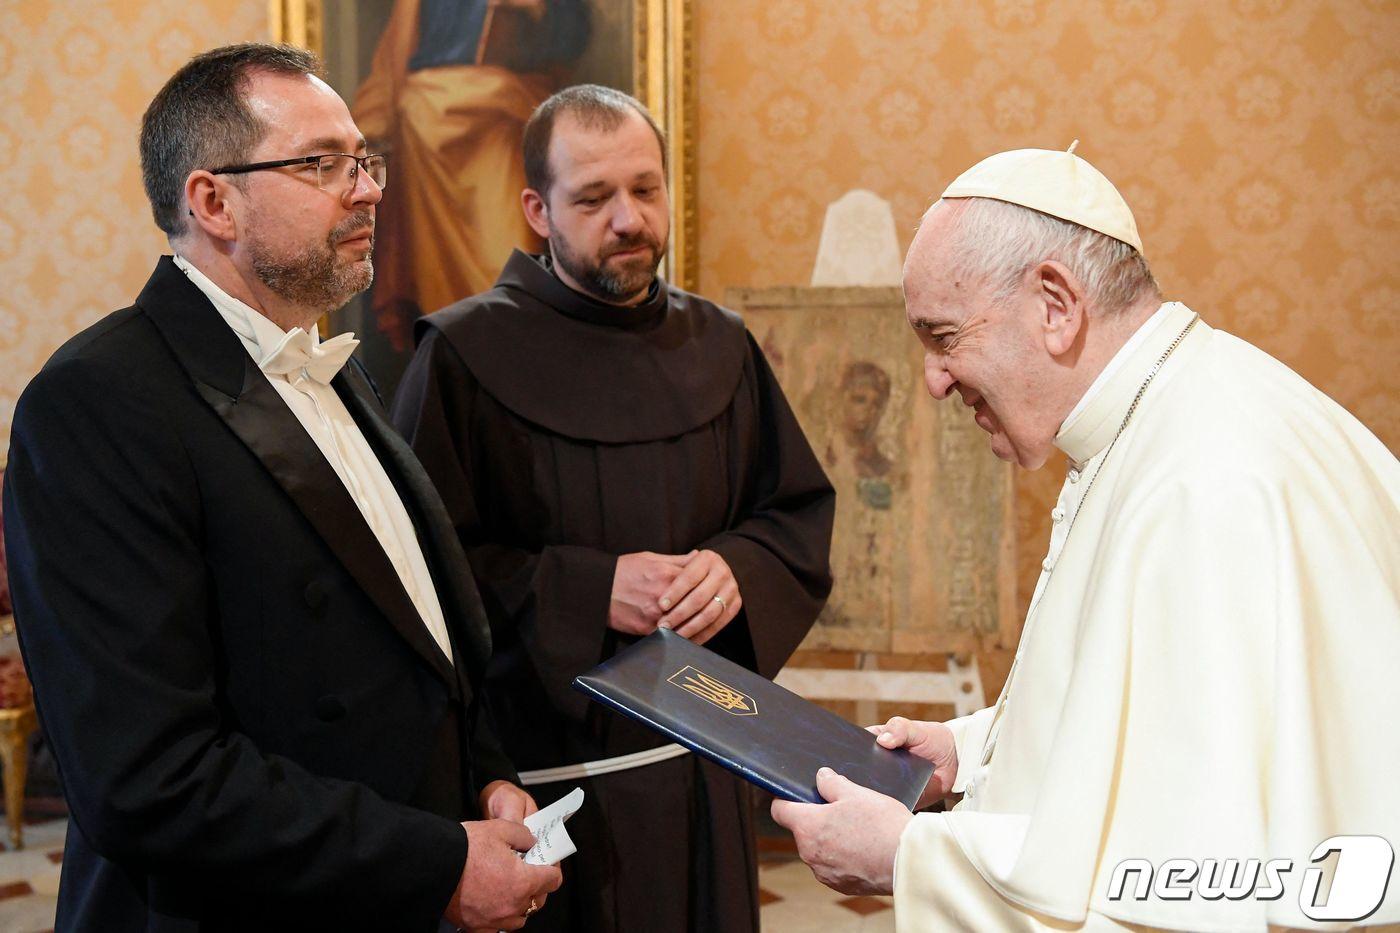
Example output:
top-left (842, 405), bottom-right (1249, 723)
top-left (271, 0), bottom-right (696, 399)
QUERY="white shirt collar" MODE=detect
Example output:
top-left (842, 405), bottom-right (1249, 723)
top-left (171, 254), bottom-right (317, 367)
top-left (1055, 302), bottom-right (1202, 465)
top-left (1059, 302), bottom-right (1172, 431)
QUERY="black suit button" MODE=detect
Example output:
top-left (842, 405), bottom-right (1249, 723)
top-left (315, 695), bottom-right (346, 722)
top-left (303, 581), bottom-right (327, 612)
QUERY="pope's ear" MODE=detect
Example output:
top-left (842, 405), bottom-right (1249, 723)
top-left (1036, 260), bottom-right (1085, 357)
top-left (521, 188), bottom-right (552, 240)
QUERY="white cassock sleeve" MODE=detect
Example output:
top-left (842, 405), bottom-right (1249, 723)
top-left (944, 706), bottom-right (995, 794)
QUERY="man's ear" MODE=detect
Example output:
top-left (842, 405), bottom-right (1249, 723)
top-left (1036, 260), bottom-right (1086, 357)
top-left (521, 187), bottom-right (551, 240)
top-left (184, 171), bottom-right (238, 243)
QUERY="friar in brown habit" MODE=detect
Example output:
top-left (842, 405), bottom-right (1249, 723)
top-left (391, 84), bottom-right (835, 932)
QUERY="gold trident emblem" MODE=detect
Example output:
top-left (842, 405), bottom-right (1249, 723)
top-left (668, 666), bottom-right (758, 716)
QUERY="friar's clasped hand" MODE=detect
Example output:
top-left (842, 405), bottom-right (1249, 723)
top-left (608, 548), bottom-right (742, 644)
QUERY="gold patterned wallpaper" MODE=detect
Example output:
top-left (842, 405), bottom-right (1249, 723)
top-left (0, 0), bottom-right (267, 443)
top-left (694, 0), bottom-right (1400, 626)
top-left (2, 0), bottom-right (1396, 644)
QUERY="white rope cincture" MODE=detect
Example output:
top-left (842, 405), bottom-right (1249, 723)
top-left (516, 743), bottom-right (691, 786)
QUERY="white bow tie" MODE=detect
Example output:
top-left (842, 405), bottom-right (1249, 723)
top-left (260, 329), bottom-right (359, 386)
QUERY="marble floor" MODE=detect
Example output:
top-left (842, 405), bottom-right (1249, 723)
top-left (0, 819), bottom-right (892, 932)
top-left (756, 856), bottom-right (895, 932)
top-left (0, 819), bottom-right (64, 933)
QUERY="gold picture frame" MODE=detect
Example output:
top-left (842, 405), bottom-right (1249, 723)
top-left (633, 0), bottom-right (696, 292)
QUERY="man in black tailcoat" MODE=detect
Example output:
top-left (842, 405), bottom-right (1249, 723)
top-left (3, 43), bottom-right (560, 932)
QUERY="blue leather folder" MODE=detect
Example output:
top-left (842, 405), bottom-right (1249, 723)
top-left (573, 628), bottom-right (934, 808)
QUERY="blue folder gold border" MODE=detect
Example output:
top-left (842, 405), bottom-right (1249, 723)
top-left (573, 628), bottom-right (933, 808)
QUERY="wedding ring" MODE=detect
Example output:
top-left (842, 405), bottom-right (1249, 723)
top-left (713, 595), bottom-right (727, 612)
top-left (524, 896), bottom-right (538, 918)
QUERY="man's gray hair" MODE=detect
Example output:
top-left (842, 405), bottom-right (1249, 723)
top-left (940, 197), bottom-right (1160, 314)
top-left (140, 43), bottom-right (322, 238)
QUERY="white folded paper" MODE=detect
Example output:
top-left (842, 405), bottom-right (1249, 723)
top-left (522, 787), bottom-right (585, 866)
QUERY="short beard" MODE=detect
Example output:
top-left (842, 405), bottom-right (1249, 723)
top-left (249, 211), bottom-right (375, 317)
top-left (549, 222), bottom-right (666, 304)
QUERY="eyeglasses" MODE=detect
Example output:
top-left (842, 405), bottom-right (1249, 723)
top-left (209, 153), bottom-right (388, 192)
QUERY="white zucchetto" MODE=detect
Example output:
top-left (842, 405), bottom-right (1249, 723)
top-left (941, 142), bottom-right (1144, 253)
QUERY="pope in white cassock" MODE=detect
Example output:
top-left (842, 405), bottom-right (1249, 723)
top-left (772, 146), bottom-right (1400, 932)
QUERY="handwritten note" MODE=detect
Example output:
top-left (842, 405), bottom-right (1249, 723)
top-left (522, 787), bottom-right (585, 865)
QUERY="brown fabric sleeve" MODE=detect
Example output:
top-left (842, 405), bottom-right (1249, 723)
top-left (704, 333), bottom-right (835, 677)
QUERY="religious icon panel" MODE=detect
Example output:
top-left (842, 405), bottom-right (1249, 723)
top-left (731, 285), bottom-right (1018, 655)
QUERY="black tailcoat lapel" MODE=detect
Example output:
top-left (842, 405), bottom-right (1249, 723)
top-left (137, 258), bottom-right (457, 692)
top-left (335, 361), bottom-right (495, 689)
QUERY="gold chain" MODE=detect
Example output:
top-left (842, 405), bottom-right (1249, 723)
top-left (973, 313), bottom-right (1200, 772)
top-left (1065, 314), bottom-right (1200, 536)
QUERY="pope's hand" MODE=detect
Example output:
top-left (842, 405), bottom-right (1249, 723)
top-left (868, 717), bottom-right (959, 809)
top-left (770, 768), bottom-right (912, 896)
top-left (656, 549), bottom-right (742, 645)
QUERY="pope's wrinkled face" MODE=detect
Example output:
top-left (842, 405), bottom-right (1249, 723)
top-left (902, 202), bottom-right (1061, 470)
top-left (524, 109), bottom-right (670, 305)
top-left (234, 71), bottom-right (381, 314)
